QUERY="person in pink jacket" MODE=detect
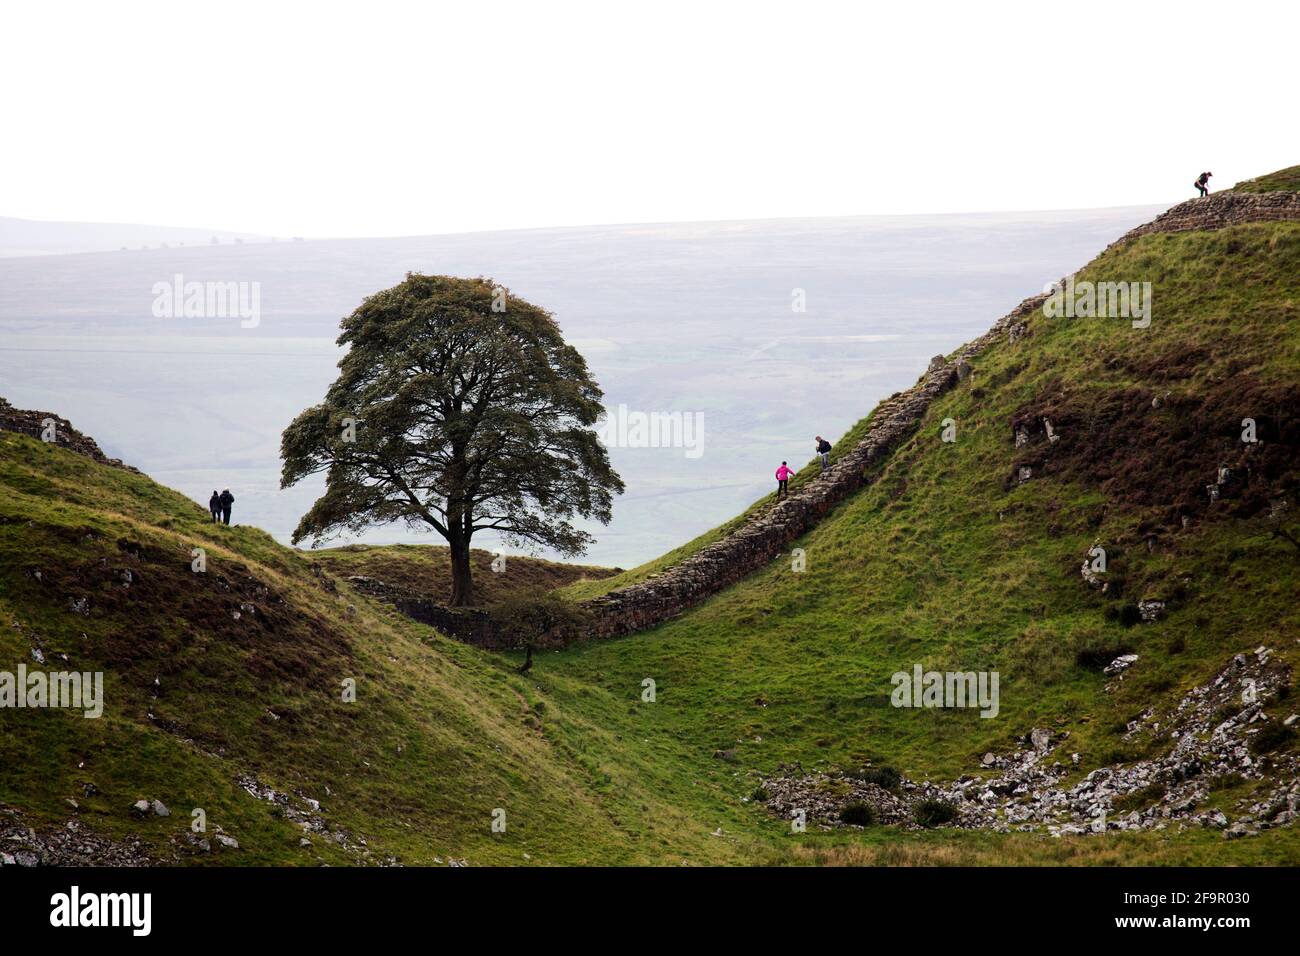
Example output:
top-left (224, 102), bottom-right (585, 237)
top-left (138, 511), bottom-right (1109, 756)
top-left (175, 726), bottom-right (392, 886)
top-left (775, 461), bottom-right (793, 499)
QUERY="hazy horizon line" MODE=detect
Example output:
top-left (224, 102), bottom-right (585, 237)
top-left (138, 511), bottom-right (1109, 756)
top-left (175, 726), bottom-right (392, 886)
top-left (3, 199), bottom-right (1176, 252)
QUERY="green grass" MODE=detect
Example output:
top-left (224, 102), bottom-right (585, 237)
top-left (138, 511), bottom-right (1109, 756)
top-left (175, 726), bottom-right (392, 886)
top-left (533, 220), bottom-right (1300, 863)
top-left (1232, 165), bottom-right (1300, 193)
top-left (0, 434), bottom-right (760, 865)
top-left (3, 205), bottom-right (1299, 866)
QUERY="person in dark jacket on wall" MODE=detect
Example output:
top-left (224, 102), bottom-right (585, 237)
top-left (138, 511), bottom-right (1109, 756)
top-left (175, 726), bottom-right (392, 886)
top-left (815, 436), bottom-right (832, 474)
top-left (208, 491), bottom-right (222, 523)
top-left (1194, 171), bottom-right (1212, 197)
top-left (218, 489), bottom-right (234, 525)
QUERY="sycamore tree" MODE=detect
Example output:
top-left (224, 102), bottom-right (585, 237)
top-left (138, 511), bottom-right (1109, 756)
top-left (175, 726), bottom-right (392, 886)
top-left (281, 274), bottom-right (623, 606)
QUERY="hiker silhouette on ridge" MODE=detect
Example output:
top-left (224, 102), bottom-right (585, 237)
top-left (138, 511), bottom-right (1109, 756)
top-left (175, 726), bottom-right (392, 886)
top-left (218, 488), bottom-right (234, 525)
top-left (1195, 171), bottom-right (1212, 197)
top-left (208, 490), bottom-right (221, 523)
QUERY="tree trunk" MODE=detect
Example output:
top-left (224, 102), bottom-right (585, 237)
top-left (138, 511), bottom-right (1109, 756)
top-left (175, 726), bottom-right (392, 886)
top-left (448, 536), bottom-right (474, 607)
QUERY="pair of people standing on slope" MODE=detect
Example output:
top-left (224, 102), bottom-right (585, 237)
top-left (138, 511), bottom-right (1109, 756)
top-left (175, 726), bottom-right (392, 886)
top-left (208, 489), bottom-right (235, 525)
top-left (775, 436), bottom-right (832, 499)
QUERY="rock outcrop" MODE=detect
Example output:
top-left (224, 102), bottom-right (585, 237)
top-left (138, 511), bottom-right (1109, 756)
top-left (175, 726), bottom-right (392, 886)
top-left (760, 648), bottom-right (1298, 837)
top-left (0, 803), bottom-right (152, 867)
top-left (0, 396), bottom-right (135, 470)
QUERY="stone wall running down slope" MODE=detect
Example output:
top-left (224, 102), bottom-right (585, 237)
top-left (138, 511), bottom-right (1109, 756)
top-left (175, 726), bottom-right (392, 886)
top-left (345, 291), bottom-right (1037, 650)
top-left (546, 189), bottom-right (1300, 646)
top-left (5, 187), bottom-right (1298, 651)
top-left (564, 295), bottom-right (1040, 645)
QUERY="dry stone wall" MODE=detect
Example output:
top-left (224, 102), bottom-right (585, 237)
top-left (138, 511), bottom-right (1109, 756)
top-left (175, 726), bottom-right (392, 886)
top-left (552, 189), bottom-right (1300, 645)
top-left (393, 599), bottom-right (511, 650)
top-left (6, 188), bottom-right (1297, 651)
top-left (1108, 190), bottom-right (1300, 248)
top-left (565, 295), bottom-right (1043, 644)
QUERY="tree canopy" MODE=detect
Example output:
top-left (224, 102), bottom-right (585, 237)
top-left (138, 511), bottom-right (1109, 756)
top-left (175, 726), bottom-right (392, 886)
top-left (280, 274), bottom-right (623, 606)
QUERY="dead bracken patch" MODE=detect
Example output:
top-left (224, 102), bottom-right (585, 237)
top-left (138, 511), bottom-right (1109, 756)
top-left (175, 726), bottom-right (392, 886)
top-left (8, 522), bottom-right (353, 696)
top-left (1009, 376), bottom-right (1300, 522)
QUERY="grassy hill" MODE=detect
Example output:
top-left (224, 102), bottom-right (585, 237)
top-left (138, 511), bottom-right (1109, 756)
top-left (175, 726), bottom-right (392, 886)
top-left (312, 542), bottom-right (617, 608)
top-left (533, 211), bottom-right (1300, 863)
top-left (1232, 165), bottom-right (1300, 193)
top-left (3, 168), bottom-right (1299, 866)
top-left (0, 433), bottom-right (762, 865)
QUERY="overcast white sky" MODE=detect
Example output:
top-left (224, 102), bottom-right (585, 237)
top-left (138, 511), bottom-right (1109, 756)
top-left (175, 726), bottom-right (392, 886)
top-left (3, 0), bottom-right (1295, 238)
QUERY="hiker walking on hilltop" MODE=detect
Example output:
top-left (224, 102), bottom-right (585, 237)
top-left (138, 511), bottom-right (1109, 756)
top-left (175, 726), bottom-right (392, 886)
top-left (1194, 171), bottom-right (1212, 197)
top-left (218, 488), bottom-right (234, 525)
top-left (815, 435), bottom-right (832, 474)
top-left (208, 490), bottom-right (222, 523)
top-left (775, 461), bottom-right (793, 499)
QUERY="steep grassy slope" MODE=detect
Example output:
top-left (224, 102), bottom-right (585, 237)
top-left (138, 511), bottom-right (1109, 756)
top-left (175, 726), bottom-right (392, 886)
top-left (1233, 165), bottom-right (1300, 193)
top-left (0, 432), bottom-right (762, 865)
top-left (531, 218), bottom-right (1300, 863)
